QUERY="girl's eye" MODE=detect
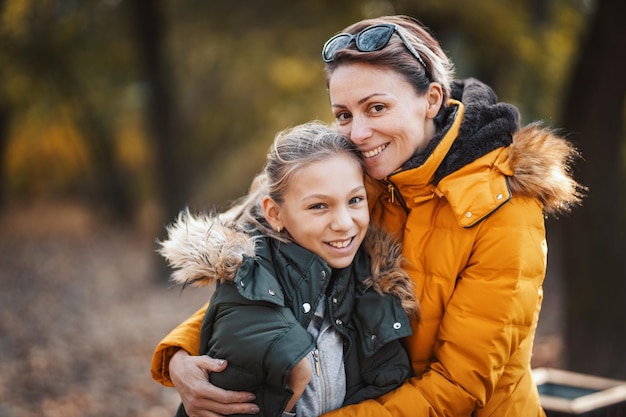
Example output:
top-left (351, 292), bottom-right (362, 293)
top-left (308, 203), bottom-right (326, 210)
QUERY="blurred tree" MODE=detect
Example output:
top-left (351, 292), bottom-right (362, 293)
top-left (0, 102), bottom-right (8, 208)
top-left (128, 0), bottom-right (183, 224)
top-left (557, 0), bottom-right (626, 379)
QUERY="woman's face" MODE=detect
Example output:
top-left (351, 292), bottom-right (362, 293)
top-left (264, 154), bottom-right (369, 269)
top-left (328, 62), bottom-right (440, 180)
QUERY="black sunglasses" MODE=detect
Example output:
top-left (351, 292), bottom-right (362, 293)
top-left (322, 23), bottom-right (431, 80)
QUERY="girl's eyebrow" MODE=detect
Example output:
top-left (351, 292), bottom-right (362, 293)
top-left (300, 185), bottom-right (366, 202)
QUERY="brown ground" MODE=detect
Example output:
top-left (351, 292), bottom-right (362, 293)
top-left (0, 201), bottom-right (564, 417)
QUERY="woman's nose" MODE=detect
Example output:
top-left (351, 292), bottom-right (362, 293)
top-left (349, 116), bottom-right (372, 145)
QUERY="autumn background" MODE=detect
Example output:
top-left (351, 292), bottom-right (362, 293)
top-left (0, 0), bottom-right (625, 416)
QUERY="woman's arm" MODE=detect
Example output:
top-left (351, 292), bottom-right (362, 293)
top-left (151, 302), bottom-right (259, 416)
top-left (151, 302), bottom-right (208, 386)
top-left (169, 350), bottom-right (260, 417)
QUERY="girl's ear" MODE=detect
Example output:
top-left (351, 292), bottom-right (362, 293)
top-left (426, 82), bottom-right (444, 119)
top-left (262, 196), bottom-right (282, 232)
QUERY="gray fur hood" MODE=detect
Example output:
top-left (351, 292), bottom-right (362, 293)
top-left (158, 210), bottom-right (419, 316)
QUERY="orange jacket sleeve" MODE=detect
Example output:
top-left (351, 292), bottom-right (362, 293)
top-left (150, 301), bottom-right (209, 387)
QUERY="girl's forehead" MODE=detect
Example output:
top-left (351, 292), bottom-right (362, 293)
top-left (296, 154), bottom-right (362, 176)
top-left (287, 154), bottom-right (363, 190)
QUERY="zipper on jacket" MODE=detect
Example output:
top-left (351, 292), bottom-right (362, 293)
top-left (313, 349), bottom-right (321, 376)
top-left (387, 182), bottom-right (395, 203)
top-left (312, 312), bottom-right (345, 414)
top-left (384, 179), bottom-right (409, 213)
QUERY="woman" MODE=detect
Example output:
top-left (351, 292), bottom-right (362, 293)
top-left (152, 15), bottom-right (584, 416)
top-left (158, 121), bottom-right (416, 417)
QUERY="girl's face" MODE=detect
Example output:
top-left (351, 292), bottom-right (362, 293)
top-left (328, 62), bottom-right (442, 180)
top-left (264, 154), bottom-right (369, 269)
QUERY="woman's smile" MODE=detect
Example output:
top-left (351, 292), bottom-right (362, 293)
top-left (361, 143), bottom-right (388, 158)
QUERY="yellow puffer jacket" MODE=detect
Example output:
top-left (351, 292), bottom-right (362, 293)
top-left (323, 79), bottom-right (584, 416)
top-left (151, 79), bottom-right (584, 416)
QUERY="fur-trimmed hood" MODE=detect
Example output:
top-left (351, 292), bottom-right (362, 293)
top-left (158, 209), bottom-right (419, 316)
top-left (402, 78), bottom-right (584, 218)
top-left (505, 122), bottom-right (584, 216)
top-left (447, 78), bottom-right (584, 216)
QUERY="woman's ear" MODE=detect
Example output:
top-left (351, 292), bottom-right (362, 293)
top-left (426, 83), bottom-right (444, 119)
top-left (262, 196), bottom-right (282, 232)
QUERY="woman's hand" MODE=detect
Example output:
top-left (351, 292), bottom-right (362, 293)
top-left (169, 349), bottom-right (260, 417)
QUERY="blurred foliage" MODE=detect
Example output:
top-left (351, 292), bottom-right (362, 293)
top-left (0, 0), bottom-right (593, 224)
top-left (394, 0), bottom-right (590, 122)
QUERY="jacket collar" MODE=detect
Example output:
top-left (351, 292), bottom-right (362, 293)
top-left (396, 78), bottom-right (520, 182)
top-left (376, 77), bottom-right (582, 226)
top-left (384, 78), bottom-right (521, 226)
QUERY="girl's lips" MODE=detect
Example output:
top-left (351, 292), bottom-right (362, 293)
top-left (362, 143), bottom-right (388, 158)
top-left (326, 236), bottom-right (354, 249)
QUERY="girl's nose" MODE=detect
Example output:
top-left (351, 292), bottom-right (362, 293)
top-left (330, 206), bottom-right (353, 232)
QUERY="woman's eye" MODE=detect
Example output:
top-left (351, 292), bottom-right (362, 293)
top-left (335, 112), bottom-right (352, 123)
top-left (309, 203), bottom-right (326, 210)
top-left (349, 196), bottom-right (365, 205)
top-left (370, 104), bottom-right (385, 114)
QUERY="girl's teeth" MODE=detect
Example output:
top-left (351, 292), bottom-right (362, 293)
top-left (329, 239), bottom-right (350, 248)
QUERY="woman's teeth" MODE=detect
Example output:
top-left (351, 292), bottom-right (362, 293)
top-left (362, 144), bottom-right (387, 158)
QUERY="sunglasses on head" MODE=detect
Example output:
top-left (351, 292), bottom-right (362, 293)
top-left (322, 23), bottom-right (432, 80)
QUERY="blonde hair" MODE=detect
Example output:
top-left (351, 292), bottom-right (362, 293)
top-left (226, 121), bottom-right (364, 242)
